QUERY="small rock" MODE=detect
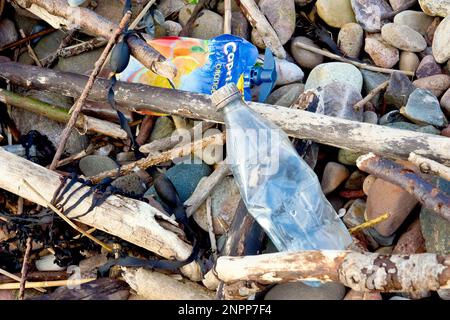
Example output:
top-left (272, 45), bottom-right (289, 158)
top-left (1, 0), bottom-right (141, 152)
top-left (191, 10), bottom-right (224, 40)
top-left (345, 170), bottom-right (367, 190)
top-left (389, 0), bottom-right (413, 10)
top-left (162, 20), bottom-right (182, 36)
top-left (442, 124), bottom-right (450, 136)
top-left (438, 289), bottom-right (450, 300)
top-left (416, 55), bottom-right (442, 78)
top-left (412, 74), bottom-right (450, 97)
top-left (367, 227), bottom-right (396, 246)
top-left (68, 0), bottom-right (87, 7)
top-left (378, 110), bottom-right (408, 124)
top-left (419, 0), bottom-right (450, 17)
top-left (366, 178), bottom-right (418, 236)
top-left (320, 82), bottom-right (364, 121)
top-left (193, 177), bottom-right (241, 235)
top-left (384, 71), bottom-right (416, 107)
top-left (351, 0), bottom-right (393, 32)
top-left (432, 16), bottom-right (450, 63)
top-left (231, 10), bottom-right (250, 40)
top-left (441, 88), bottom-right (450, 114)
top-left (116, 151), bottom-right (136, 165)
top-left (426, 17), bottom-right (441, 45)
top-left (363, 175), bottom-right (377, 196)
top-left (327, 194), bottom-right (345, 212)
top-left (381, 23), bottom-right (427, 52)
top-left (0, 19), bottom-right (18, 47)
top-left (392, 219), bottom-right (426, 254)
top-left (343, 198), bottom-right (366, 227)
top-left (385, 122), bottom-right (442, 135)
top-left (305, 62), bottom-right (363, 92)
top-left (363, 110), bottom-right (378, 124)
top-left (291, 36), bottom-right (324, 69)
top-left (178, 4), bottom-right (196, 27)
top-left (344, 290), bottom-right (383, 300)
top-left (111, 173), bottom-right (146, 197)
top-left (361, 69), bottom-right (390, 107)
top-left (274, 58), bottom-right (304, 85)
top-left (159, 0), bottom-right (187, 18)
top-left (399, 51), bottom-right (420, 74)
top-left (420, 177), bottom-right (450, 254)
top-left (19, 30), bottom-right (65, 65)
top-left (338, 149), bottom-right (364, 166)
top-left (316, 0), bottom-right (356, 28)
top-left (94, 144), bottom-right (115, 156)
top-left (321, 162), bottom-right (350, 195)
top-left (265, 281), bottom-right (346, 300)
top-left (251, 28), bottom-right (266, 49)
top-left (79, 155), bottom-right (119, 177)
top-left (266, 83), bottom-right (305, 107)
top-left (393, 10), bottom-right (434, 35)
top-left (364, 33), bottom-right (399, 68)
top-left (400, 88), bottom-right (447, 127)
top-left (259, 0), bottom-right (296, 45)
top-left (79, 254), bottom-right (108, 278)
top-left (150, 116), bottom-right (175, 142)
top-left (36, 254), bottom-right (66, 272)
top-left (338, 23), bottom-right (364, 58)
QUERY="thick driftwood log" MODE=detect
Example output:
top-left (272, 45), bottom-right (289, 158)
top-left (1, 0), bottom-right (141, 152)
top-left (215, 251), bottom-right (450, 292)
top-left (409, 152), bottom-right (450, 181)
top-left (0, 148), bottom-right (201, 281)
top-left (1, 62), bottom-right (450, 164)
top-left (122, 268), bottom-right (214, 300)
top-left (13, 0), bottom-right (175, 79)
top-left (357, 153), bottom-right (450, 222)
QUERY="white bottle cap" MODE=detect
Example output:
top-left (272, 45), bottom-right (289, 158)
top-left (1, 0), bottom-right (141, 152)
top-left (210, 83), bottom-right (242, 111)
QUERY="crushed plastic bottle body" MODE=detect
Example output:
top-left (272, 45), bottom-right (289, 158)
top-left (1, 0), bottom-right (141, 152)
top-left (212, 84), bottom-right (352, 252)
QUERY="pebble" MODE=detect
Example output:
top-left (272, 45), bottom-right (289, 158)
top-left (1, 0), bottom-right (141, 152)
top-left (392, 219), bottom-right (426, 254)
top-left (426, 17), bottom-right (441, 45)
top-left (378, 110), bottom-right (408, 124)
top-left (150, 116), bottom-right (175, 142)
top-left (344, 290), bottom-right (382, 300)
top-left (68, 0), bottom-right (87, 7)
top-left (0, 19), bottom-right (18, 47)
top-left (111, 173), bottom-right (147, 197)
top-left (420, 177), bottom-right (450, 254)
top-left (266, 83), bottom-right (305, 107)
top-left (178, 4), bottom-right (196, 27)
top-left (401, 88), bottom-right (447, 127)
top-left (416, 55), bottom-right (442, 78)
top-left (367, 227), bottom-right (396, 246)
top-left (79, 155), bottom-right (118, 177)
top-left (343, 198), bottom-right (366, 228)
top-left (259, 0), bottom-right (296, 45)
top-left (381, 23), bottom-right (427, 52)
top-left (412, 74), bottom-right (450, 97)
top-left (351, 0), bottom-right (393, 32)
top-left (264, 281), bottom-right (346, 300)
top-left (361, 69), bottom-right (390, 107)
top-left (316, 0), bottom-right (356, 28)
top-left (191, 10), bottom-right (224, 40)
top-left (162, 20), bottom-right (183, 36)
top-left (94, 144), bottom-right (115, 156)
top-left (384, 71), bottom-right (416, 108)
top-left (345, 170), bottom-right (367, 190)
top-left (305, 62), bottom-right (363, 92)
top-left (193, 177), bottom-right (241, 235)
top-left (442, 124), bottom-right (450, 137)
top-left (365, 178), bottom-right (418, 236)
top-left (36, 254), bottom-right (66, 272)
top-left (393, 10), bottom-right (434, 35)
top-left (231, 10), bottom-right (250, 40)
top-left (338, 23), bottom-right (364, 58)
top-left (290, 37), bottom-right (324, 69)
top-left (57, 48), bottom-right (105, 75)
top-left (274, 58), bottom-right (304, 85)
top-left (364, 34), bottom-right (399, 69)
top-left (385, 122), bottom-right (442, 135)
top-left (419, 0), bottom-right (450, 17)
top-left (251, 29), bottom-right (266, 49)
top-left (321, 162), bottom-right (350, 195)
top-left (432, 16), bottom-right (450, 63)
top-left (116, 151), bottom-right (136, 165)
top-left (441, 88), bottom-right (450, 114)
top-left (363, 111), bottom-right (378, 124)
top-left (338, 149), bottom-right (364, 166)
top-left (399, 51), bottom-right (420, 74)
top-left (320, 82), bottom-right (363, 121)
top-left (363, 175), bottom-right (377, 196)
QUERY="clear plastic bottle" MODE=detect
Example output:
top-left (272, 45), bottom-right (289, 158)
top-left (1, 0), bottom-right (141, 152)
top-left (211, 83), bottom-right (352, 251)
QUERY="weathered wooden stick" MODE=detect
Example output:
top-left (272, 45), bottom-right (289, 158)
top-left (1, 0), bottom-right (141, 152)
top-left (2, 63), bottom-right (450, 164)
top-left (18, 236), bottom-right (32, 300)
top-left (14, 0), bottom-right (175, 79)
top-left (224, 0), bottom-right (232, 34)
top-left (0, 268), bottom-right (46, 293)
top-left (409, 152), bottom-right (450, 181)
top-left (185, 161), bottom-right (230, 217)
top-left (353, 80), bottom-right (389, 111)
top-left (0, 89), bottom-right (127, 139)
top-left (19, 29), bottom-right (42, 67)
top-left (294, 42), bottom-right (414, 76)
top-left (357, 153), bottom-right (450, 222)
top-left (89, 132), bottom-right (225, 184)
top-left (215, 251), bottom-right (450, 292)
top-left (122, 267), bottom-right (214, 300)
top-left (0, 278), bottom-right (96, 290)
top-left (0, 27), bottom-right (55, 52)
top-left (0, 148), bottom-right (201, 281)
top-left (41, 29), bottom-right (77, 67)
top-left (236, 0), bottom-right (286, 59)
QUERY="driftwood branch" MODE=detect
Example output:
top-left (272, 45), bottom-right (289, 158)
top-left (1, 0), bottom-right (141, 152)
top-left (0, 89), bottom-right (127, 139)
top-left (236, 0), bottom-right (286, 59)
top-left (409, 152), bottom-right (450, 181)
top-left (14, 0), bottom-right (175, 79)
top-left (0, 148), bottom-right (201, 281)
top-left (357, 153), bottom-right (450, 222)
top-left (1, 63), bottom-right (450, 164)
top-left (215, 251), bottom-right (450, 292)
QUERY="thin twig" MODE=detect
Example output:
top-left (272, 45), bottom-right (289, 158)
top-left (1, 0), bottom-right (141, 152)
top-left (18, 236), bottom-right (32, 300)
top-left (205, 196), bottom-right (218, 261)
top-left (0, 278), bottom-right (96, 290)
top-left (353, 80), bottom-right (389, 111)
top-left (349, 212), bottom-right (390, 234)
top-left (129, 0), bottom-right (157, 30)
top-left (409, 152), bottom-right (450, 181)
top-left (224, 0), bottom-right (232, 34)
top-left (42, 29), bottom-right (77, 67)
top-left (0, 268), bottom-right (46, 293)
top-left (0, 28), bottom-right (55, 52)
top-left (49, 11), bottom-right (132, 170)
top-left (294, 42), bottom-right (414, 76)
top-left (19, 29), bottom-right (42, 67)
top-left (22, 179), bottom-right (113, 252)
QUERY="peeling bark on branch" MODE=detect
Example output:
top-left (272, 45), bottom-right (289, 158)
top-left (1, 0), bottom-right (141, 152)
top-left (215, 251), bottom-right (450, 293)
top-left (1, 63), bottom-right (450, 164)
